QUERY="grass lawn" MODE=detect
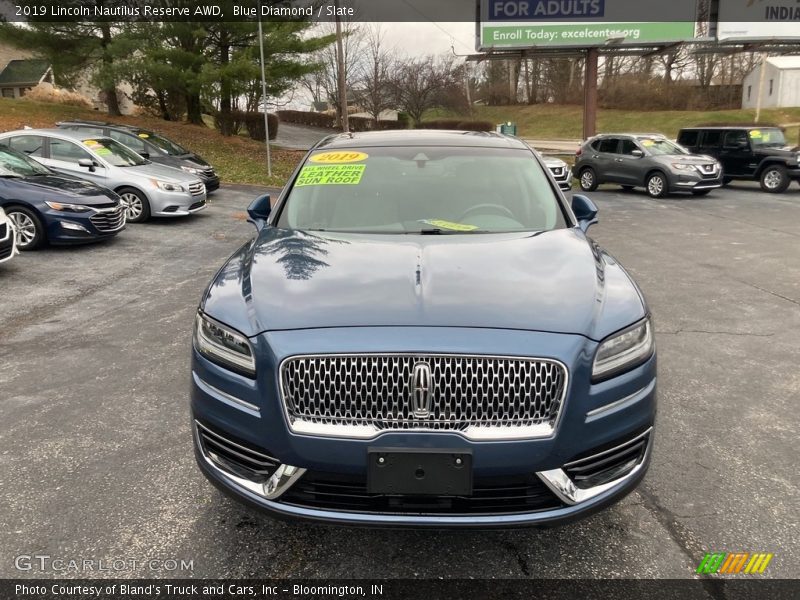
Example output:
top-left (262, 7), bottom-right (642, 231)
top-left (434, 105), bottom-right (800, 143)
top-left (0, 98), bottom-right (305, 188)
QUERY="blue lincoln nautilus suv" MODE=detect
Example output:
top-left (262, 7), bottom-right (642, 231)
top-left (190, 131), bottom-right (657, 527)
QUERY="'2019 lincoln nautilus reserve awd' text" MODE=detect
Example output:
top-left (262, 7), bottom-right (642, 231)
top-left (190, 131), bottom-right (657, 527)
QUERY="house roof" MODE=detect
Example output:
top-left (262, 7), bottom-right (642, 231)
top-left (766, 56), bottom-right (800, 70)
top-left (0, 59), bottom-right (50, 86)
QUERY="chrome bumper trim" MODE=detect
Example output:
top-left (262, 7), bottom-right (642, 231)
top-left (193, 372), bottom-right (260, 415)
top-left (537, 427), bottom-right (653, 505)
top-left (586, 378), bottom-right (656, 419)
top-left (194, 422), bottom-right (305, 500)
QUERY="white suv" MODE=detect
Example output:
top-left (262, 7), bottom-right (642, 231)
top-left (0, 207), bottom-right (18, 264)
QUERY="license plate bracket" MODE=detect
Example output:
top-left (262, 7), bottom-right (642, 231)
top-left (367, 448), bottom-right (472, 496)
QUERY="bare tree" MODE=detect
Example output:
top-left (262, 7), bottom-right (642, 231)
top-left (358, 24), bottom-right (395, 124)
top-left (299, 20), bottom-right (364, 117)
top-left (389, 54), bottom-right (457, 126)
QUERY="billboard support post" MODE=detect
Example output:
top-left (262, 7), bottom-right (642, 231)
top-left (583, 48), bottom-right (599, 140)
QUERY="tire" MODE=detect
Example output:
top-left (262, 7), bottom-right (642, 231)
top-left (759, 165), bottom-right (790, 194)
top-left (117, 187), bottom-right (151, 222)
top-left (646, 172), bottom-right (669, 198)
top-left (5, 205), bottom-right (45, 250)
top-left (579, 168), bottom-right (598, 192)
top-left (692, 189), bottom-right (712, 196)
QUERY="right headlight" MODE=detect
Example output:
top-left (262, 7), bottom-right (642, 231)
top-left (193, 311), bottom-right (256, 377)
top-left (592, 319), bottom-right (654, 382)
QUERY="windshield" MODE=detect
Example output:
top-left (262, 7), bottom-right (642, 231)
top-left (82, 138), bottom-right (148, 167)
top-left (749, 128), bottom-right (786, 148)
top-left (639, 138), bottom-right (687, 156)
top-left (276, 146), bottom-right (567, 234)
top-left (139, 131), bottom-right (187, 156)
top-left (0, 146), bottom-right (51, 177)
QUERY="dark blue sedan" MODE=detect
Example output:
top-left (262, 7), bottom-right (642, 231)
top-left (190, 131), bottom-right (656, 527)
top-left (0, 146), bottom-right (125, 250)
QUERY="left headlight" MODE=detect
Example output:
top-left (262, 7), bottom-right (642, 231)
top-left (592, 319), bottom-right (654, 382)
top-left (181, 166), bottom-right (204, 175)
top-left (45, 201), bottom-right (92, 213)
top-left (671, 163), bottom-right (694, 171)
top-left (152, 179), bottom-right (185, 192)
top-left (194, 311), bottom-right (256, 377)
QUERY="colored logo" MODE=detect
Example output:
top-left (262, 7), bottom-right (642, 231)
top-left (696, 552), bottom-right (774, 574)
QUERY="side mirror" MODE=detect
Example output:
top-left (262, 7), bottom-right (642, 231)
top-left (140, 151), bottom-right (150, 159)
top-left (571, 194), bottom-right (598, 233)
top-left (631, 149), bottom-right (644, 158)
top-left (78, 158), bottom-right (96, 172)
top-left (247, 194), bottom-right (272, 231)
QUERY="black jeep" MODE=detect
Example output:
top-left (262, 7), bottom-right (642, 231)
top-left (677, 126), bottom-right (800, 193)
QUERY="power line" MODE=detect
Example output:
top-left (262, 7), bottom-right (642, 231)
top-left (399, 0), bottom-right (474, 53)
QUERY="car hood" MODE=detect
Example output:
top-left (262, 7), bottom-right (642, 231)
top-left (543, 157), bottom-right (567, 168)
top-left (0, 175), bottom-right (118, 205)
top-left (202, 228), bottom-right (646, 341)
top-left (126, 162), bottom-right (201, 184)
top-left (661, 154), bottom-right (716, 164)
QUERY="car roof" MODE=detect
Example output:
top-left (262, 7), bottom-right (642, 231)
top-left (0, 128), bottom-right (114, 142)
top-left (60, 120), bottom-right (147, 134)
top-left (679, 125), bottom-right (781, 130)
top-left (592, 133), bottom-right (666, 139)
top-left (313, 130), bottom-right (530, 150)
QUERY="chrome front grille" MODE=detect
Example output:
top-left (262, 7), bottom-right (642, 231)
top-left (549, 167), bottom-right (565, 178)
top-left (189, 182), bottom-right (205, 197)
top-left (698, 164), bottom-right (719, 178)
top-left (89, 206), bottom-right (125, 232)
top-left (280, 354), bottom-right (568, 440)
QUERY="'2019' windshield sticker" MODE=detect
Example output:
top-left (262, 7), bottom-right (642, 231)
top-left (420, 219), bottom-right (478, 232)
top-left (295, 164), bottom-right (366, 186)
top-left (309, 151), bottom-right (368, 164)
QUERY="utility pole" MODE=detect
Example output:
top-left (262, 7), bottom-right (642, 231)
top-left (583, 48), bottom-right (599, 140)
top-left (334, 0), bottom-right (349, 132)
top-left (257, 1), bottom-right (272, 177)
top-left (754, 52), bottom-right (767, 124)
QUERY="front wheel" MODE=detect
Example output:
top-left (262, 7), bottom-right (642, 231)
top-left (579, 168), bottom-right (598, 192)
top-left (6, 206), bottom-right (45, 250)
top-left (118, 187), bottom-right (151, 222)
top-left (646, 172), bottom-right (669, 198)
top-left (760, 165), bottom-right (790, 193)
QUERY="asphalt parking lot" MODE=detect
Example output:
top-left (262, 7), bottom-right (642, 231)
top-left (0, 182), bottom-right (798, 580)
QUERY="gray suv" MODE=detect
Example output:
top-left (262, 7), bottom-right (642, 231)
top-left (574, 134), bottom-right (723, 198)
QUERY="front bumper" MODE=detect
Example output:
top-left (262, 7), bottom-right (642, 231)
top-left (0, 220), bottom-right (17, 263)
top-left (190, 327), bottom-right (657, 527)
top-left (549, 167), bottom-right (573, 191)
top-left (150, 189), bottom-right (208, 217)
top-left (44, 206), bottom-right (126, 245)
top-left (669, 172), bottom-right (723, 192)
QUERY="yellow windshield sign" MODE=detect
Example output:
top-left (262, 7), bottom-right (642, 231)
top-left (295, 164), bottom-right (365, 186)
top-left (421, 220), bottom-right (479, 232)
top-left (138, 133), bottom-right (150, 138)
top-left (309, 151), bottom-right (368, 164)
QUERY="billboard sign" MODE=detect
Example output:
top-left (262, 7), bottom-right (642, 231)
top-left (717, 0), bottom-right (800, 41)
top-left (477, 0), bottom-right (700, 50)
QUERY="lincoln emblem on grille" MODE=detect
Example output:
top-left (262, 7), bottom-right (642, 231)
top-left (411, 362), bottom-right (433, 418)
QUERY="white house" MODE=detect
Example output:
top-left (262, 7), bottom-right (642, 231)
top-left (742, 56), bottom-right (800, 109)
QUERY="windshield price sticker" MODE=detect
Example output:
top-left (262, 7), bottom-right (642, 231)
top-left (641, 139), bottom-right (655, 147)
top-left (421, 220), bottom-right (479, 232)
top-left (295, 164), bottom-right (366, 186)
top-left (138, 133), bottom-right (150, 139)
top-left (309, 151), bottom-right (368, 164)
top-left (750, 130), bottom-right (762, 138)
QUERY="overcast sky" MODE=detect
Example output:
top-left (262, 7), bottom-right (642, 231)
top-left (378, 22), bottom-right (476, 57)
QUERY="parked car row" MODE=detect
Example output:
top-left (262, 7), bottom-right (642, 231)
top-left (0, 122), bottom-right (219, 260)
top-left (573, 126), bottom-right (800, 197)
